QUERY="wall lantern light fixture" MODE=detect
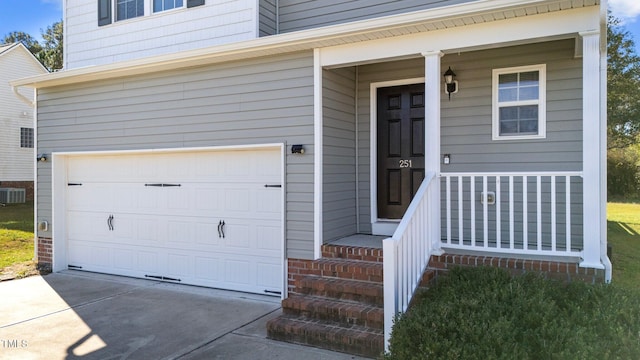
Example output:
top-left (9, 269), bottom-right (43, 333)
top-left (444, 66), bottom-right (458, 100)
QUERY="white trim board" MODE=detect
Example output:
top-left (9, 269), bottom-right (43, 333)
top-left (369, 77), bottom-right (425, 236)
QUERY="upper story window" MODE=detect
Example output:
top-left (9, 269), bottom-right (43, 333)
top-left (99, 0), bottom-right (204, 27)
top-left (492, 64), bottom-right (546, 140)
top-left (20, 128), bottom-right (34, 148)
top-left (154, 0), bottom-right (183, 13)
top-left (117, 0), bottom-right (144, 21)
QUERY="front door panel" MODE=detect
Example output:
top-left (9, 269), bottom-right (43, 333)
top-left (377, 83), bottom-right (425, 219)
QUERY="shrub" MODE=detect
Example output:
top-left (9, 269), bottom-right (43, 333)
top-left (608, 148), bottom-right (640, 198)
top-left (386, 267), bottom-right (640, 360)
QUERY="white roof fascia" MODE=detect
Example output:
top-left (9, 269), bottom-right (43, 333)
top-left (11, 0), bottom-right (593, 89)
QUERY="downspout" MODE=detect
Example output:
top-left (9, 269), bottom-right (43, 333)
top-left (355, 66), bottom-right (360, 233)
top-left (13, 85), bottom-right (35, 107)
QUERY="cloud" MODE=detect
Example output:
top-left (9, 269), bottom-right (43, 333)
top-left (609, 0), bottom-right (640, 23)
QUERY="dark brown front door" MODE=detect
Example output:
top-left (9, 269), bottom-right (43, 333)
top-left (377, 83), bottom-right (425, 219)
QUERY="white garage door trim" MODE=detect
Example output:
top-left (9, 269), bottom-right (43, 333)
top-left (51, 144), bottom-right (286, 297)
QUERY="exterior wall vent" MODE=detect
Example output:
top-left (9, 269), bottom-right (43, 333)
top-left (0, 188), bottom-right (26, 204)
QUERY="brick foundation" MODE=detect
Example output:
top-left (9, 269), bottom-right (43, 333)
top-left (0, 181), bottom-right (34, 201)
top-left (429, 254), bottom-right (606, 284)
top-left (36, 237), bottom-right (53, 271)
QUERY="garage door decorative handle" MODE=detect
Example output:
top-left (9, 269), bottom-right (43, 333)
top-left (107, 215), bottom-right (114, 231)
top-left (217, 220), bottom-right (226, 238)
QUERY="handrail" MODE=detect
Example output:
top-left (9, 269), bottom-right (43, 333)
top-left (383, 171), bottom-right (437, 351)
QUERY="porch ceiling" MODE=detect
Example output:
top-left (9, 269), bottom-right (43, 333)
top-left (12, 0), bottom-right (599, 89)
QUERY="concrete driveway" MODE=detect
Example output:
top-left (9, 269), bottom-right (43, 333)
top-left (0, 271), bottom-right (365, 360)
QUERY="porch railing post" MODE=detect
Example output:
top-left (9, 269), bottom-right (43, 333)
top-left (423, 51), bottom-right (442, 254)
top-left (580, 30), bottom-right (605, 269)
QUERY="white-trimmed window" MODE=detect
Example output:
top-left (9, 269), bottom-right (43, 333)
top-left (492, 64), bottom-right (546, 140)
top-left (116, 0), bottom-right (144, 21)
top-left (20, 128), bottom-right (34, 148)
top-left (153, 0), bottom-right (184, 13)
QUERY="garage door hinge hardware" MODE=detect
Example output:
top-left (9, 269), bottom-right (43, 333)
top-left (264, 290), bottom-right (282, 295)
top-left (68, 265), bottom-right (82, 269)
top-left (68, 183), bottom-right (82, 186)
top-left (264, 184), bottom-right (281, 188)
top-left (144, 275), bottom-right (181, 282)
top-left (217, 220), bottom-right (226, 238)
top-left (107, 215), bottom-right (114, 231)
top-left (144, 183), bottom-right (181, 187)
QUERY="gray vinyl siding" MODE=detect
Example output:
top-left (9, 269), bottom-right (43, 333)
top-left (278, 0), bottom-right (476, 33)
top-left (259, 0), bottom-right (278, 36)
top-left (323, 67), bottom-right (357, 242)
top-left (440, 39), bottom-right (583, 172)
top-left (355, 58), bottom-right (425, 233)
top-left (36, 51), bottom-right (316, 260)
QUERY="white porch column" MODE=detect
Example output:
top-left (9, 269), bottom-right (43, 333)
top-left (423, 51), bottom-right (443, 254)
top-left (580, 31), bottom-right (604, 269)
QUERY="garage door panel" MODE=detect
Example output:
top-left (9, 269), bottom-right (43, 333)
top-left (166, 254), bottom-right (193, 278)
top-left (194, 256), bottom-right (222, 281)
top-left (66, 148), bottom-right (283, 295)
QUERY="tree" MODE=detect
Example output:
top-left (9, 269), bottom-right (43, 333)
top-left (607, 15), bottom-right (640, 149)
top-left (2, 31), bottom-right (42, 55)
top-left (38, 20), bottom-right (63, 71)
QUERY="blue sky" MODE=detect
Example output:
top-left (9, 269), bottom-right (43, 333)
top-left (0, 0), bottom-right (62, 42)
top-left (0, 0), bottom-right (639, 52)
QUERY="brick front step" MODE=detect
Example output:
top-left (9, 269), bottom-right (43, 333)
top-left (282, 295), bottom-right (384, 329)
top-left (321, 244), bottom-right (383, 263)
top-left (266, 315), bottom-right (384, 359)
top-left (305, 258), bottom-right (383, 283)
top-left (297, 276), bottom-right (384, 307)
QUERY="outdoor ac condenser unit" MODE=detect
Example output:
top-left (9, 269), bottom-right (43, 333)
top-left (0, 188), bottom-right (26, 204)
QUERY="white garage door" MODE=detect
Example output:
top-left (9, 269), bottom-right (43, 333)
top-left (64, 148), bottom-right (283, 295)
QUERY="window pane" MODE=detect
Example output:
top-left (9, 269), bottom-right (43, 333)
top-left (117, 0), bottom-right (144, 20)
top-left (154, 0), bottom-right (162, 12)
top-left (499, 73), bottom-right (517, 88)
top-left (519, 71), bottom-right (539, 86)
top-left (520, 120), bottom-right (538, 133)
top-left (136, 0), bottom-right (144, 16)
top-left (20, 128), bottom-right (34, 148)
top-left (519, 86), bottom-right (539, 101)
top-left (499, 105), bottom-right (539, 136)
top-left (165, 0), bottom-right (173, 10)
top-left (499, 88), bottom-right (517, 102)
top-left (176, 0), bottom-right (183, 6)
top-left (499, 107), bottom-right (518, 121)
top-left (519, 105), bottom-right (538, 120)
top-left (117, 2), bottom-right (126, 20)
top-left (499, 120), bottom-right (518, 135)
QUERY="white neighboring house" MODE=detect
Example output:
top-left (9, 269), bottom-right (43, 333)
top-left (0, 43), bottom-right (48, 201)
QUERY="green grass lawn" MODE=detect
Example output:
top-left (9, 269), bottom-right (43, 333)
top-left (0, 202), bottom-right (35, 269)
top-left (607, 202), bottom-right (640, 291)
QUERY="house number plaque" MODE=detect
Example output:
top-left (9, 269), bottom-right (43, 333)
top-left (399, 159), bottom-right (413, 168)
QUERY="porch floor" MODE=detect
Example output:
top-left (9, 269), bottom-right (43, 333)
top-left (326, 234), bottom-right (387, 249)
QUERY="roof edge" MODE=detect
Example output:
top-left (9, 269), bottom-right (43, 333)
top-left (11, 0), bottom-right (585, 88)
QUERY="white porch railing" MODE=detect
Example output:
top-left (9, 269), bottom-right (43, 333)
top-left (440, 172), bottom-right (583, 256)
top-left (383, 171), bottom-right (438, 351)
